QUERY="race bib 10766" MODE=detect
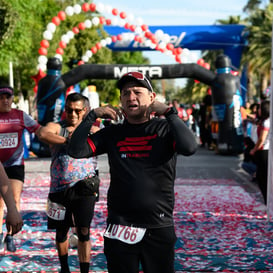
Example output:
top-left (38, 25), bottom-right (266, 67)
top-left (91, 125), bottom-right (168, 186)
top-left (0, 133), bottom-right (18, 149)
top-left (104, 224), bottom-right (146, 244)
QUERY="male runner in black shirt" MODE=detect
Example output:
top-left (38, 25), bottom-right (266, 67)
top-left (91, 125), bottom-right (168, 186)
top-left (68, 71), bottom-right (197, 273)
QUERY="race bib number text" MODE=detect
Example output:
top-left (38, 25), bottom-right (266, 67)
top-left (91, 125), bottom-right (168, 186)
top-left (0, 133), bottom-right (18, 149)
top-left (46, 199), bottom-right (66, 221)
top-left (104, 224), bottom-right (146, 244)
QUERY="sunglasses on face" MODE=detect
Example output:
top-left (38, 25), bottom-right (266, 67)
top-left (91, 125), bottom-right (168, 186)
top-left (65, 106), bottom-right (85, 114)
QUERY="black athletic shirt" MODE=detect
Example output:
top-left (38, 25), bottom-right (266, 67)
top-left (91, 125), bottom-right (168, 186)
top-left (68, 110), bottom-right (197, 228)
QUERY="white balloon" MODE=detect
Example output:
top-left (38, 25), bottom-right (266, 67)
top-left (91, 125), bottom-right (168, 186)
top-left (47, 22), bottom-right (56, 33)
top-left (135, 17), bottom-right (143, 26)
top-left (105, 5), bottom-right (112, 14)
top-left (86, 50), bottom-right (93, 58)
top-left (92, 17), bottom-right (100, 26)
top-left (182, 48), bottom-right (190, 56)
top-left (37, 63), bottom-right (47, 72)
top-left (162, 34), bottom-right (170, 43)
top-left (84, 19), bottom-right (92, 28)
top-left (67, 31), bottom-right (75, 39)
top-left (38, 55), bottom-right (48, 65)
top-left (61, 34), bottom-right (70, 44)
top-left (105, 37), bottom-right (112, 45)
top-left (96, 3), bottom-right (105, 13)
top-left (54, 54), bottom-right (63, 62)
top-left (100, 39), bottom-right (107, 47)
top-left (155, 29), bottom-right (164, 39)
top-left (144, 39), bottom-right (152, 47)
top-left (134, 26), bottom-right (142, 35)
top-left (73, 4), bottom-right (81, 14)
top-left (82, 55), bottom-right (89, 63)
top-left (65, 6), bottom-right (74, 16)
top-left (43, 30), bottom-right (53, 40)
top-left (127, 14), bottom-right (134, 23)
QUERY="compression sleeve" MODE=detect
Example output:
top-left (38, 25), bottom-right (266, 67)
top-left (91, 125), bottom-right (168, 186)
top-left (165, 112), bottom-right (197, 156)
top-left (68, 110), bottom-right (97, 158)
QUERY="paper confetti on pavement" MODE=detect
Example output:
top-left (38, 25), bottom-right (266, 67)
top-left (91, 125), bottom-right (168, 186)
top-left (0, 172), bottom-right (272, 272)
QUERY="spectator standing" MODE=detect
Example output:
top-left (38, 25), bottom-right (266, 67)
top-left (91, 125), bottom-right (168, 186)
top-left (250, 100), bottom-right (270, 205)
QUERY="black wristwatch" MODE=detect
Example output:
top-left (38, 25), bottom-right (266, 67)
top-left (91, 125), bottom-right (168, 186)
top-left (164, 106), bottom-right (178, 117)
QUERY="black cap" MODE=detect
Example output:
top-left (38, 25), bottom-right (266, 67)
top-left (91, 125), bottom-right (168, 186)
top-left (117, 71), bottom-right (153, 92)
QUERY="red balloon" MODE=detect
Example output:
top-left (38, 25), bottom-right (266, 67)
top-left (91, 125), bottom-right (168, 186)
top-left (129, 25), bottom-right (136, 32)
top-left (59, 41), bottom-right (67, 49)
top-left (96, 42), bottom-right (102, 50)
top-left (99, 17), bottom-right (105, 24)
top-left (40, 39), bottom-right (49, 48)
top-left (166, 43), bottom-right (174, 51)
top-left (72, 27), bottom-right (79, 34)
top-left (124, 23), bottom-right (130, 29)
top-left (112, 8), bottom-right (118, 16)
top-left (197, 58), bottom-right (205, 66)
top-left (91, 47), bottom-right (97, 54)
top-left (176, 47), bottom-right (183, 55)
top-left (112, 36), bottom-right (117, 42)
top-left (31, 69), bottom-right (46, 85)
top-left (33, 85), bottom-right (38, 94)
top-left (175, 55), bottom-right (181, 63)
top-left (203, 62), bottom-right (210, 70)
top-left (78, 60), bottom-right (84, 66)
top-left (52, 16), bottom-right (60, 26)
top-left (145, 31), bottom-right (152, 38)
top-left (58, 11), bottom-right (66, 21)
top-left (117, 34), bottom-right (122, 41)
top-left (141, 24), bottom-right (148, 31)
top-left (120, 11), bottom-right (126, 19)
top-left (56, 48), bottom-right (64, 55)
top-left (106, 19), bottom-right (112, 25)
top-left (82, 3), bottom-right (90, 12)
top-left (38, 47), bottom-right (47, 55)
top-left (90, 3), bottom-right (96, 12)
top-left (78, 22), bottom-right (85, 30)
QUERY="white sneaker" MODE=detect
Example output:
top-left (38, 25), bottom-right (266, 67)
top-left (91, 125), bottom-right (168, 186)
top-left (69, 233), bottom-right (78, 249)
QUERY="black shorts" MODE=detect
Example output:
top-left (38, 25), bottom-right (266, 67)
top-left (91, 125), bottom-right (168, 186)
top-left (4, 165), bottom-right (25, 182)
top-left (104, 225), bottom-right (177, 273)
top-left (48, 180), bottom-right (97, 230)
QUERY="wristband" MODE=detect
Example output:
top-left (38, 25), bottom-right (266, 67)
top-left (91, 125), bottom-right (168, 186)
top-left (164, 106), bottom-right (178, 117)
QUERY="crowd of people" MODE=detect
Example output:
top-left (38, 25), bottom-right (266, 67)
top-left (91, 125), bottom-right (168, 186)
top-left (0, 70), bottom-right (271, 272)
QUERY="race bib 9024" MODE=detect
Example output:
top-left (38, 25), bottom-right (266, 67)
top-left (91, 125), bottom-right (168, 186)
top-left (0, 133), bottom-right (18, 149)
